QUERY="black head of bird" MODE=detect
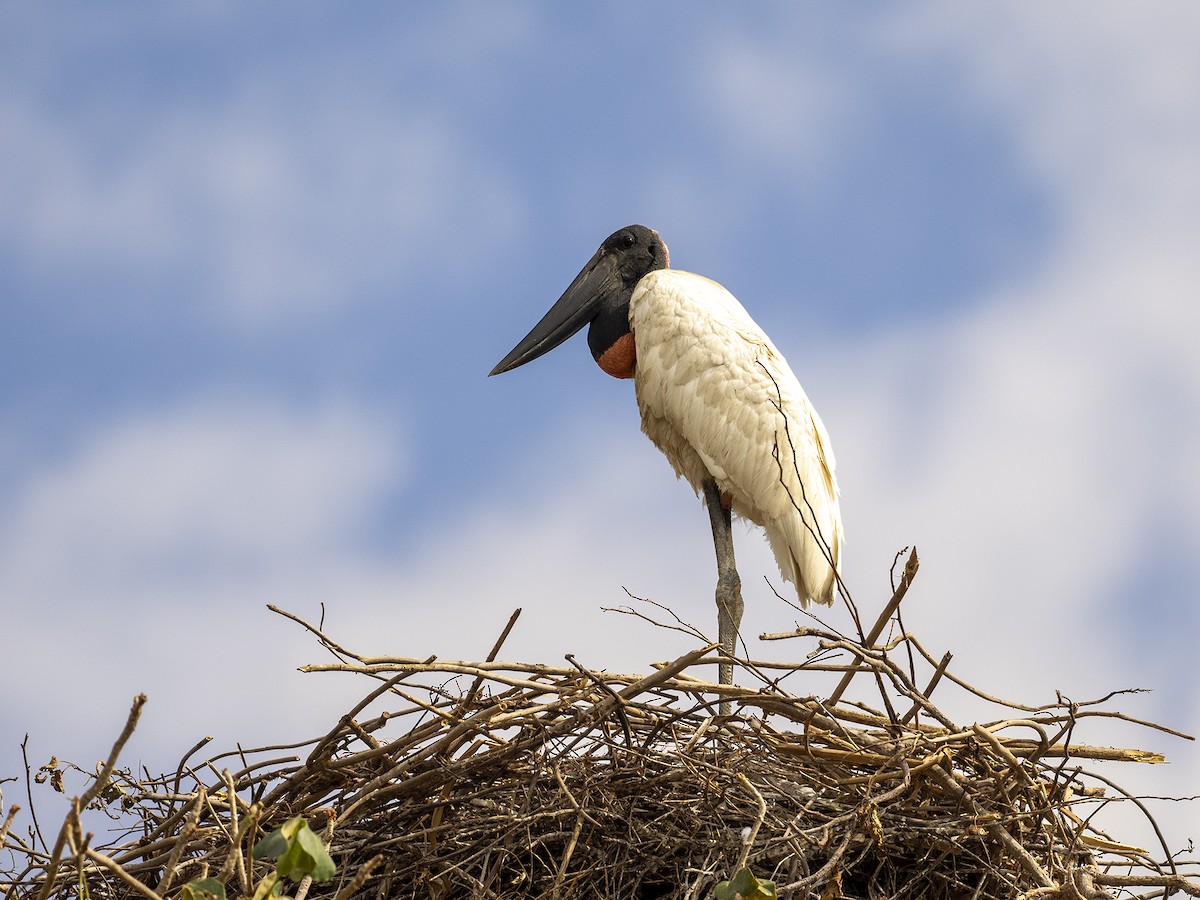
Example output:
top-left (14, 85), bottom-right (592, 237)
top-left (489, 225), bottom-right (668, 380)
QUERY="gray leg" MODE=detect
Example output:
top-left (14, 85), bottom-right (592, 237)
top-left (703, 480), bottom-right (744, 698)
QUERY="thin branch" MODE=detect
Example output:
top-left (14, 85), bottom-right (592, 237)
top-left (826, 547), bottom-right (918, 707)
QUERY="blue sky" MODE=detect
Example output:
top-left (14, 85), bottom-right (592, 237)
top-left (2, 3), bottom-right (1197, 855)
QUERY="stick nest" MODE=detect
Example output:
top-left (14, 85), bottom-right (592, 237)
top-left (3, 554), bottom-right (1197, 899)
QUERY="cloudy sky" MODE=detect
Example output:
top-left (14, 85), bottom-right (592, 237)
top-left (2, 3), bottom-right (1197, 857)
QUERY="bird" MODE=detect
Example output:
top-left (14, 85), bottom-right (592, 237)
top-left (489, 225), bottom-right (843, 688)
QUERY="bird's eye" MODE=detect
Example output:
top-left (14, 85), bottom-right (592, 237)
top-left (621, 233), bottom-right (636, 248)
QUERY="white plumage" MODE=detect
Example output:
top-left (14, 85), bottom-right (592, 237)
top-left (631, 269), bottom-right (842, 606)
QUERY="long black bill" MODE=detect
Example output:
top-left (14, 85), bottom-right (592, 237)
top-left (489, 249), bottom-right (619, 376)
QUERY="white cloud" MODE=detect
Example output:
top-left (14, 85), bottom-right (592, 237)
top-left (0, 395), bottom-right (404, 772)
top-left (880, 2), bottom-right (1200, 244)
top-left (0, 37), bottom-right (529, 330)
top-left (3, 93), bottom-right (525, 327)
top-left (699, 32), bottom-right (850, 179)
top-left (1, 396), bottom-right (401, 593)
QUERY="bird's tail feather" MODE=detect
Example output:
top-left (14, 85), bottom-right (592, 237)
top-left (766, 513), bottom-right (840, 608)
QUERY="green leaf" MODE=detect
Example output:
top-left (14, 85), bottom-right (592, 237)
top-left (715, 867), bottom-right (777, 900)
top-left (276, 818), bottom-right (336, 883)
top-left (251, 817), bottom-right (336, 883)
top-left (182, 877), bottom-right (227, 900)
top-left (252, 827), bottom-right (289, 861)
top-left (250, 871), bottom-right (282, 900)
top-left (280, 817), bottom-right (305, 840)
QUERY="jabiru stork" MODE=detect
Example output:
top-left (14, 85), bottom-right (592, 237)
top-left (490, 225), bottom-right (843, 687)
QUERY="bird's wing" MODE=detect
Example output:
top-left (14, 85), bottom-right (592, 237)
top-left (632, 269), bottom-right (842, 605)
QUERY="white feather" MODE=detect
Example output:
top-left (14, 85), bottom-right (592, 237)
top-left (631, 269), bottom-right (843, 606)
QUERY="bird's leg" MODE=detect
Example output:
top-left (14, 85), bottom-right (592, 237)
top-left (703, 480), bottom-right (744, 699)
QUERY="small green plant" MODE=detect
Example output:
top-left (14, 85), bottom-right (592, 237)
top-left (184, 816), bottom-right (335, 900)
top-left (715, 866), bottom-right (777, 900)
